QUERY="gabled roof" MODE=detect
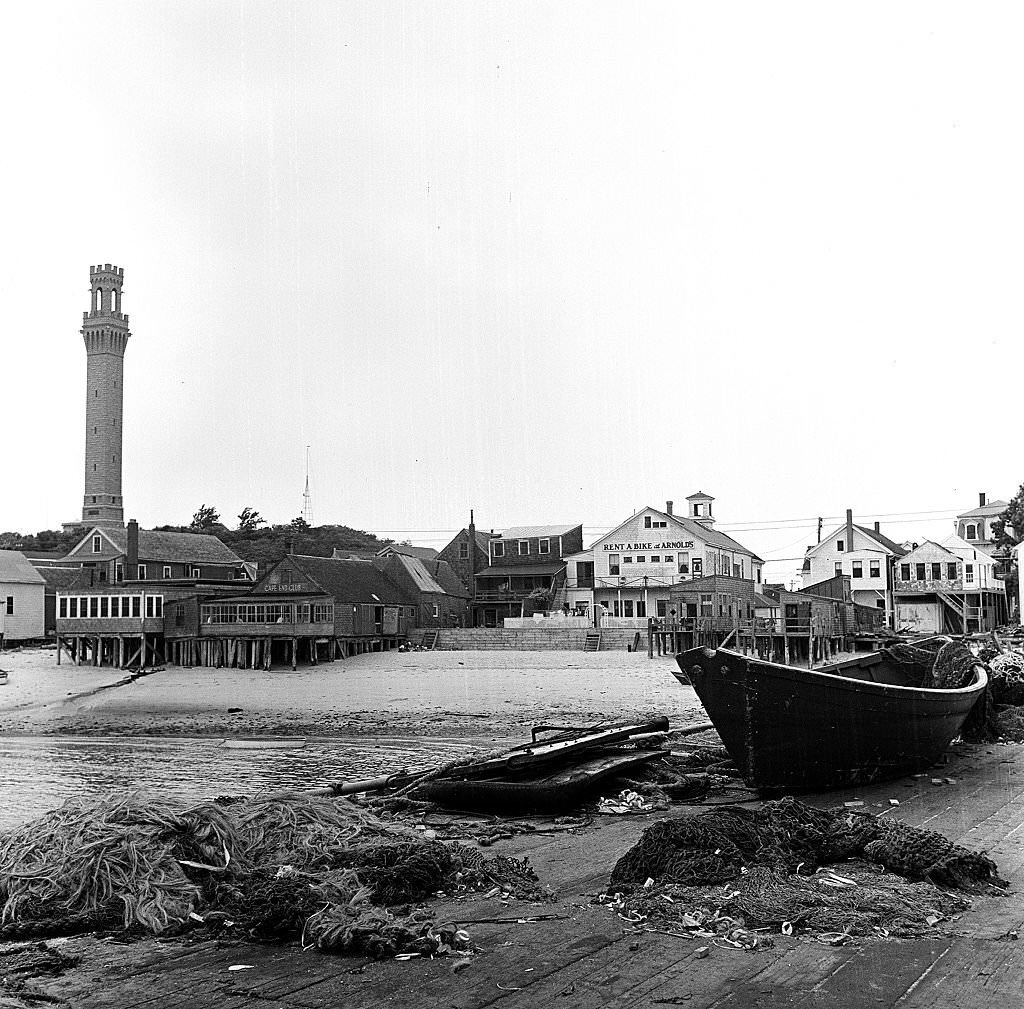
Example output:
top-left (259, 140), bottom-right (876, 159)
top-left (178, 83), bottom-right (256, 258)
top-left (276, 554), bottom-right (412, 605)
top-left (498, 524), bottom-right (581, 540)
top-left (805, 521), bottom-right (907, 560)
top-left (420, 559), bottom-right (470, 598)
top-left (0, 550), bottom-right (46, 586)
top-left (939, 533), bottom-right (995, 560)
top-left (386, 554), bottom-right (448, 595)
top-left (854, 524), bottom-right (907, 556)
top-left (592, 506), bottom-right (764, 563)
top-left (69, 526), bottom-right (243, 565)
top-left (897, 539), bottom-right (959, 563)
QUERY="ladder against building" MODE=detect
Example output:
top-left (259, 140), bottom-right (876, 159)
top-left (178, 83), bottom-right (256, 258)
top-left (423, 629), bottom-right (439, 650)
top-left (584, 630), bottom-right (602, 652)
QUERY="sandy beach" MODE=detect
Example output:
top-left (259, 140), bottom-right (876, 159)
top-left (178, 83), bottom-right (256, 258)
top-left (0, 645), bottom-right (705, 738)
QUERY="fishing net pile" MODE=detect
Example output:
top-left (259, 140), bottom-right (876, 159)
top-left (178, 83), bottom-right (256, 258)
top-left (881, 637), bottom-right (978, 690)
top-left (0, 791), bottom-right (546, 958)
top-left (952, 642), bottom-right (1024, 740)
top-left (603, 798), bottom-right (1005, 942)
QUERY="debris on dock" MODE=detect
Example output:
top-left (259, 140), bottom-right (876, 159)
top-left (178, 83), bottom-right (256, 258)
top-left (602, 797), bottom-right (1006, 943)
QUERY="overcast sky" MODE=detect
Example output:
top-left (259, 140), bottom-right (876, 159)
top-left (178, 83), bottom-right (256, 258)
top-left (3, 2), bottom-right (1023, 586)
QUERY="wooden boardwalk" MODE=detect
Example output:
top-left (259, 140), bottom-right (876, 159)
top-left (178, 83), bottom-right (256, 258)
top-left (20, 742), bottom-right (1024, 1009)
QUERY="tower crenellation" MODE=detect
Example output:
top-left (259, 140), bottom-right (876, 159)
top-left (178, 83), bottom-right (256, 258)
top-left (80, 263), bottom-right (131, 529)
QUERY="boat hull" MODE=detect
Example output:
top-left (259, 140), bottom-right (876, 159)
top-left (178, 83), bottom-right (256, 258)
top-left (673, 646), bottom-right (986, 791)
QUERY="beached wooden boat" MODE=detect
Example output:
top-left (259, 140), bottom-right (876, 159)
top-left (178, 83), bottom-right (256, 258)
top-left (0, 670), bottom-right (7, 686)
top-left (414, 749), bottom-right (663, 813)
top-left (673, 646), bottom-right (987, 791)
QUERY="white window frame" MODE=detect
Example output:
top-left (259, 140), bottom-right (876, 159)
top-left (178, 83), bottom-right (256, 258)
top-left (191, 566), bottom-right (201, 578)
top-left (518, 539), bottom-right (530, 556)
top-left (538, 538), bottom-right (550, 555)
top-left (137, 564), bottom-right (147, 580)
top-left (92, 535), bottom-right (102, 553)
top-left (492, 541), bottom-right (505, 559)
top-left (163, 565), bottom-right (172, 579)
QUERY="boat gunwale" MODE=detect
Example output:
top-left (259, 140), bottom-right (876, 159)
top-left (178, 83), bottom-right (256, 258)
top-left (673, 646), bottom-right (988, 700)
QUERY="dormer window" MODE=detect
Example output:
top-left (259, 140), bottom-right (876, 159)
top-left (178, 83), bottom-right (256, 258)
top-left (517, 540), bottom-right (530, 556)
top-left (538, 538), bottom-right (550, 555)
top-left (966, 524), bottom-right (977, 540)
top-left (492, 541), bottom-right (504, 559)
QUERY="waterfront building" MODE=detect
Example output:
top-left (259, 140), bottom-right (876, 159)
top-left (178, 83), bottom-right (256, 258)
top-left (470, 523), bottom-right (584, 627)
top-left (0, 551), bottom-right (46, 643)
top-left (437, 512), bottom-right (492, 597)
top-left (63, 520), bottom-right (251, 585)
top-left (373, 552), bottom-right (469, 627)
top-left (893, 537), bottom-right (1006, 633)
top-left (801, 509), bottom-right (906, 624)
top-left (164, 554), bottom-right (414, 668)
top-left (565, 495), bottom-right (763, 625)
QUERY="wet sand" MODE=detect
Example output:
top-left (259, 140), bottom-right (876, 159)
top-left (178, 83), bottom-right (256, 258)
top-left (0, 646), bottom-right (704, 738)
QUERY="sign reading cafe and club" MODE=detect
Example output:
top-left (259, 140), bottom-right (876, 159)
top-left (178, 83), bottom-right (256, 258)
top-left (603, 541), bottom-right (694, 551)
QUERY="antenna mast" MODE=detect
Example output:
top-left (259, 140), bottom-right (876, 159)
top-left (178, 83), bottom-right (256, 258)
top-left (302, 445), bottom-right (314, 526)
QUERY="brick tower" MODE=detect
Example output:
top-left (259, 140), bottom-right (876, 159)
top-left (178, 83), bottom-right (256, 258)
top-left (80, 264), bottom-right (131, 528)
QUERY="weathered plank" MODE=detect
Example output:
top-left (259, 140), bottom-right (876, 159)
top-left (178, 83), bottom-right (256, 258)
top-left (897, 936), bottom-right (1024, 1009)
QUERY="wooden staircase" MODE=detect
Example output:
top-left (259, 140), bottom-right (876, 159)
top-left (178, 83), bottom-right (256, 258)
top-left (936, 588), bottom-right (966, 633)
top-left (583, 631), bottom-right (602, 652)
top-left (423, 629), bottom-right (439, 650)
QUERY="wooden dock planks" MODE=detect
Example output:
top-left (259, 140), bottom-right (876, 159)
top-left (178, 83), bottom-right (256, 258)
top-left (17, 741), bottom-right (1024, 1009)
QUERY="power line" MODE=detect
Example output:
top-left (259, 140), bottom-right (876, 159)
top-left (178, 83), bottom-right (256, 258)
top-left (362, 506), bottom-right (969, 538)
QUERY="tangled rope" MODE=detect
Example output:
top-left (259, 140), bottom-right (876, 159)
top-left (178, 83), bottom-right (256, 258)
top-left (0, 791), bottom-right (545, 957)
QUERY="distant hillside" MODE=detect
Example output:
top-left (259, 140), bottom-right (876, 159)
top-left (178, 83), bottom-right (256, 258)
top-left (217, 524), bottom-right (390, 567)
top-left (145, 522), bottom-right (391, 570)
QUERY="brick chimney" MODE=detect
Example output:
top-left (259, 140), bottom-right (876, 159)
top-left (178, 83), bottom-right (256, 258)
top-left (127, 519), bottom-right (139, 576)
top-left (979, 492), bottom-right (987, 508)
top-left (666, 500), bottom-right (674, 516)
top-left (874, 520), bottom-right (881, 534)
top-left (846, 509), bottom-right (854, 553)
